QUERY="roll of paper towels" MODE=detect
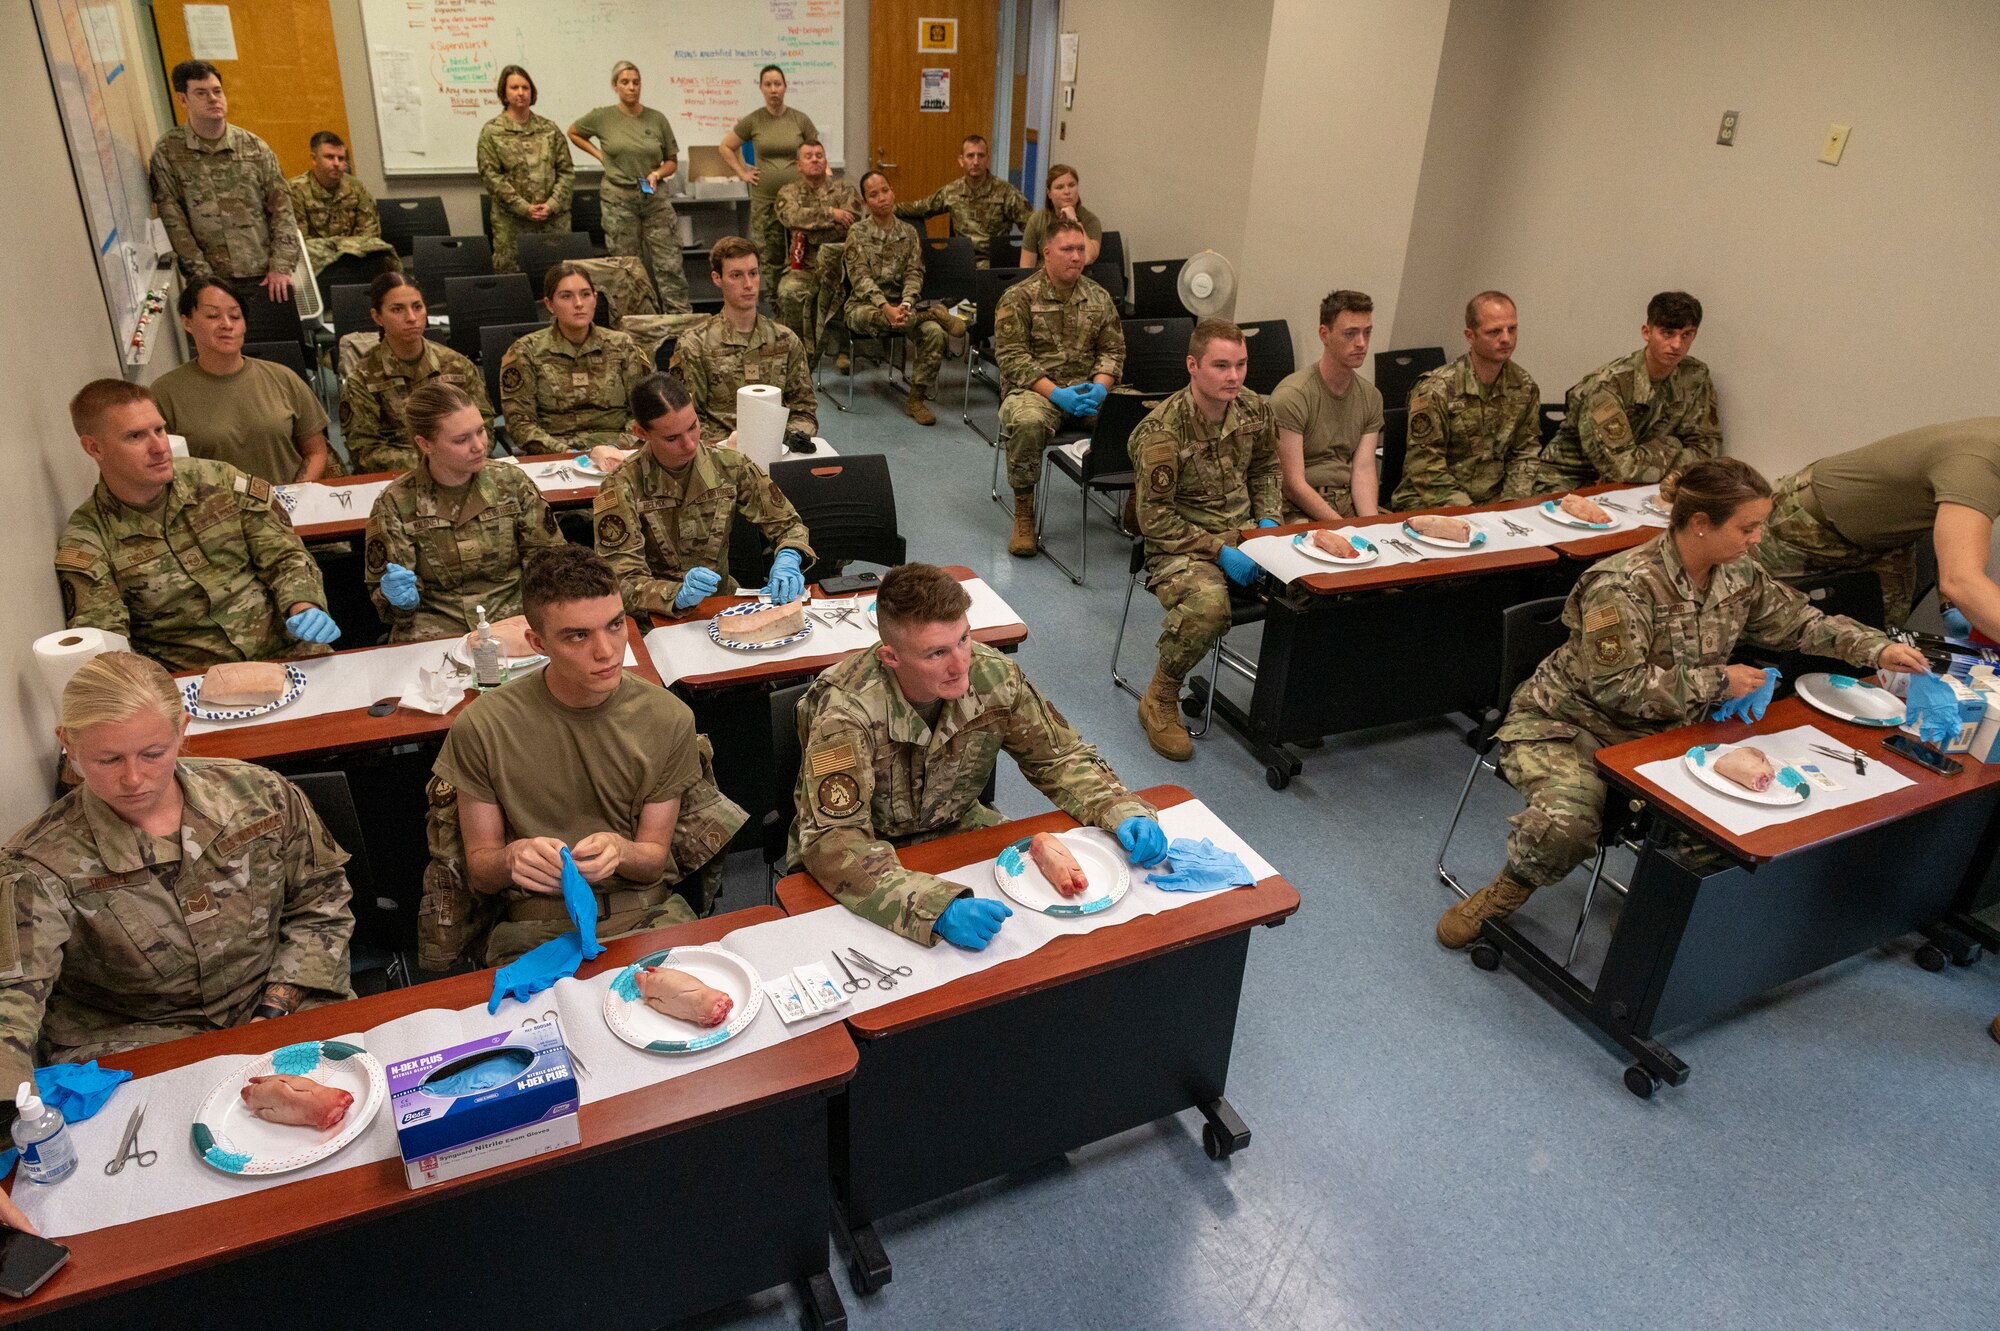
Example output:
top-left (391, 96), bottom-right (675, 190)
top-left (32, 627), bottom-right (130, 714)
top-left (736, 384), bottom-right (787, 465)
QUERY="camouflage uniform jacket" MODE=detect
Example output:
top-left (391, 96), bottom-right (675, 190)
top-left (774, 177), bottom-right (863, 264)
top-left (476, 113), bottom-right (575, 217)
top-left (593, 443), bottom-right (814, 617)
top-left (789, 643), bottom-right (1154, 945)
top-left (897, 174), bottom-right (1032, 255)
top-left (1394, 355), bottom-right (1543, 507)
top-left (0, 758), bottom-right (354, 1095)
top-left (365, 460), bottom-right (565, 641)
top-left (1538, 349), bottom-right (1721, 490)
top-left (499, 325), bottom-right (651, 454)
top-left (340, 337), bottom-right (495, 475)
top-left (844, 216), bottom-right (925, 308)
top-left (57, 458), bottom-right (331, 671)
top-left (993, 269), bottom-right (1124, 393)
top-left (1132, 387), bottom-right (1282, 562)
top-left (149, 123), bottom-right (301, 280)
top-left (1503, 533), bottom-right (1890, 749)
top-left (285, 170), bottom-right (397, 273)
top-left (669, 313), bottom-right (817, 443)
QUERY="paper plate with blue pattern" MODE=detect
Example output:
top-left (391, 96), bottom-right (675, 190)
top-left (180, 664), bottom-right (308, 723)
top-left (708, 601), bottom-right (813, 652)
top-left (992, 830), bottom-right (1128, 916)
top-left (603, 945), bottom-right (763, 1053)
top-left (191, 1039), bottom-right (386, 1176)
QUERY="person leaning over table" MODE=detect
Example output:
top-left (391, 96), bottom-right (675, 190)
top-left (499, 261), bottom-right (653, 455)
top-left (426, 545), bottom-right (746, 969)
top-left (1436, 458), bottom-right (1932, 949)
top-left (341, 271), bottom-right (493, 474)
top-left (773, 140), bottom-right (862, 366)
top-left (669, 236), bottom-right (819, 444)
top-left (57, 379), bottom-right (342, 671)
top-left (477, 63), bottom-right (574, 275)
top-left (1393, 290), bottom-right (1542, 509)
top-left (842, 171), bottom-right (966, 427)
top-left (287, 130), bottom-right (400, 279)
top-left (1130, 319), bottom-right (1281, 762)
top-left (1272, 288), bottom-right (1382, 522)
top-left (720, 64), bottom-right (820, 277)
top-left (789, 562), bottom-right (1166, 950)
top-left (568, 60), bottom-right (691, 314)
top-left (897, 134), bottom-right (1034, 269)
top-left (365, 381), bottom-right (564, 643)
top-left (594, 372), bottom-right (813, 619)
top-left (152, 277), bottom-right (332, 485)
top-left (1019, 162), bottom-right (1101, 269)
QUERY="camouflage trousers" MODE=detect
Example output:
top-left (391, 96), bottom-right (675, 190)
top-left (776, 243), bottom-right (846, 362)
top-left (1282, 483), bottom-right (1356, 526)
top-left (1147, 553), bottom-right (1232, 680)
top-left (1755, 466), bottom-right (1917, 629)
top-left (750, 195), bottom-right (786, 277)
top-left (491, 207), bottom-right (572, 275)
top-left (600, 183), bottom-right (691, 314)
top-left (1000, 390), bottom-right (1091, 492)
top-left (843, 302), bottom-right (946, 394)
top-left (1495, 728), bottom-right (1610, 890)
top-left (44, 989), bottom-right (351, 1068)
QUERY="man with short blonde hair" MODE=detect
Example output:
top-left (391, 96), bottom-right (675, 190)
top-left (1394, 291), bottom-right (1542, 508)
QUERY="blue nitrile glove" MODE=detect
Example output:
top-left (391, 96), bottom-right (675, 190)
top-left (1257, 519), bottom-right (1279, 528)
top-left (1077, 382), bottom-right (1108, 413)
top-left (1906, 672), bottom-right (1961, 748)
top-left (1145, 837), bottom-right (1253, 893)
top-left (558, 847), bottom-right (604, 961)
top-left (1943, 608), bottom-right (1972, 640)
top-left (488, 929), bottom-right (586, 1014)
top-left (934, 896), bottom-right (1012, 950)
top-left (1048, 385), bottom-right (1089, 417)
top-left (763, 549), bottom-right (805, 605)
top-left (33, 1061), bottom-right (131, 1123)
top-left (1217, 544), bottom-right (1258, 587)
top-left (380, 562), bottom-right (420, 610)
top-left (285, 607), bottom-right (342, 644)
top-left (673, 566), bottom-right (722, 611)
top-left (1714, 666), bottom-right (1779, 722)
top-left (1116, 815), bottom-right (1168, 867)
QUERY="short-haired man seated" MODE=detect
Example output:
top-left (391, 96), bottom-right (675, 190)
top-left (669, 236), bottom-right (818, 445)
top-left (427, 545), bottom-right (746, 969)
top-left (287, 130), bottom-right (400, 280)
top-left (789, 563), bottom-right (1165, 951)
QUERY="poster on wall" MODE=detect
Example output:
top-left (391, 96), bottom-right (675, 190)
top-left (920, 67), bottom-right (950, 112)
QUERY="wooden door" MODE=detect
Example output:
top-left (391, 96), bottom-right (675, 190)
top-left (153, 0), bottom-right (349, 178)
top-left (869, 0), bottom-right (997, 231)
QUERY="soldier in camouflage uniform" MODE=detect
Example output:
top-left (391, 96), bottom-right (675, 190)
top-left (0, 652), bottom-right (352, 1104)
top-left (842, 171), bottom-right (968, 426)
top-left (476, 67), bottom-right (574, 275)
top-left (773, 143), bottom-right (862, 362)
top-left (1437, 458), bottom-right (1931, 949)
top-left (1393, 293), bottom-right (1542, 508)
top-left (341, 326), bottom-right (493, 474)
top-left (790, 563), bottom-right (1158, 946)
top-left (365, 458), bottom-right (565, 642)
top-left (286, 131), bottom-right (400, 277)
top-left (1129, 321), bottom-right (1281, 761)
top-left (670, 237), bottom-right (818, 443)
top-left (499, 264), bottom-right (652, 454)
top-left (149, 62), bottom-right (300, 303)
top-left (1536, 291), bottom-right (1720, 492)
top-left (898, 134), bottom-right (1034, 268)
top-left (994, 218), bottom-right (1125, 553)
top-left (58, 381), bottom-right (336, 671)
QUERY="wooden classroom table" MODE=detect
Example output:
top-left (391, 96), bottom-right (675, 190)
top-left (291, 454), bottom-right (601, 545)
top-left (1468, 698), bottom-right (2000, 1097)
top-left (2, 907), bottom-right (857, 1331)
top-left (774, 784), bottom-right (1299, 1295)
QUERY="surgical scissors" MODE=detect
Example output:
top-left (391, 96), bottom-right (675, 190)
top-left (525, 1008), bottom-right (589, 1078)
top-left (104, 1104), bottom-right (157, 1175)
top-left (834, 953), bottom-right (870, 993)
top-left (843, 950), bottom-right (904, 991)
top-left (847, 948), bottom-right (912, 980)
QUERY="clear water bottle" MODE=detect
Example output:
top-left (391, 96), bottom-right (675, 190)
top-left (12, 1081), bottom-right (77, 1184)
top-left (471, 603), bottom-right (505, 689)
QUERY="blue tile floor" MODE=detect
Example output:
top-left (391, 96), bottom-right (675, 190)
top-left (691, 359), bottom-right (2000, 1331)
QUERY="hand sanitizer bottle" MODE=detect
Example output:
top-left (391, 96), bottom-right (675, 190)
top-left (471, 604), bottom-right (505, 689)
top-left (12, 1082), bottom-right (77, 1184)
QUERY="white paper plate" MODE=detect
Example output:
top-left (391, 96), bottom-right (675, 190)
top-left (1795, 672), bottom-right (1906, 727)
top-left (446, 636), bottom-right (547, 673)
top-left (191, 1039), bottom-right (386, 1176)
top-left (181, 664), bottom-right (308, 722)
top-left (1293, 531), bottom-right (1379, 566)
top-left (992, 830), bottom-right (1129, 916)
top-left (603, 945), bottom-right (763, 1053)
top-left (1539, 498), bottom-right (1617, 529)
top-left (1682, 743), bottom-right (1809, 806)
top-left (709, 600), bottom-right (813, 652)
top-left (1641, 492), bottom-right (1671, 518)
top-left (1402, 518), bottom-right (1487, 550)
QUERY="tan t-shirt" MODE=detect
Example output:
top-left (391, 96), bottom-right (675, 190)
top-left (1269, 364), bottom-right (1384, 519)
top-left (573, 104), bottom-right (678, 189)
top-left (433, 670), bottom-right (701, 893)
top-left (731, 106), bottom-right (819, 202)
top-left (1813, 418), bottom-right (2000, 549)
top-left (154, 357), bottom-right (328, 486)
top-left (1021, 203), bottom-right (1101, 260)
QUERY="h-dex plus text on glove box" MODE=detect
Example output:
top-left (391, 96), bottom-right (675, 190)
top-left (388, 1020), bottom-right (579, 1189)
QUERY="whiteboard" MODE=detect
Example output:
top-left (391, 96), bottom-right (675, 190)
top-left (358, 0), bottom-right (845, 176)
top-left (33, 0), bottom-right (169, 364)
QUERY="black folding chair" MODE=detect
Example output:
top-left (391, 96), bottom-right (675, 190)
top-left (1110, 535), bottom-right (1266, 740)
top-left (570, 187), bottom-right (605, 247)
top-left (961, 266), bottom-right (1031, 440)
top-left (1037, 389), bottom-right (1161, 584)
top-left (1538, 402), bottom-right (1565, 445)
top-left (412, 235), bottom-right (494, 310)
top-left (761, 682), bottom-right (811, 890)
top-left (1086, 259), bottom-right (1126, 308)
top-left (1374, 346), bottom-right (1447, 407)
top-left (1240, 319), bottom-right (1296, 395)
top-left (479, 194), bottom-right (494, 244)
top-left (1098, 229), bottom-right (1127, 303)
top-left (376, 195), bottom-right (451, 258)
top-left (480, 320), bottom-right (545, 431)
top-left (1129, 258), bottom-right (1187, 319)
top-left (246, 339), bottom-right (312, 383)
top-left (1121, 317), bottom-right (1194, 394)
top-left (768, 454), bottom-right (906, 575)
top-left (685, 251), bottom-right (724, 313)
top-left (234, 286), bottom-right (305, 349)
top-left (1377, 407), bottom-right (1410, 503)
top-left (327, 283), bottom-right (375, 341)
top-left (290, 770), bottom-right (410, 991)
top-left (517, 231), bottom-right (597, 300)
top-left (447, 274), bottom-right (537, 362)
top-left (919, 235), bottom-right (977, 307)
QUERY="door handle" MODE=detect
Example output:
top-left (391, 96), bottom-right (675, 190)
top-left (876, 159), bottom-right (899, 169)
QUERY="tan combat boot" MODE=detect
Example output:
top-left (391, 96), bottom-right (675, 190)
top-left (917, 303), bottom-right (968, 338)
top-left (1009, 490), bottom-right (1038, 557)
top-left (904, 391), bottom-right (937, 426)
top-left (1435, 872), bottom-right (1536, 949)
top-left (1990, 1014), bottom-right (2000, 1046)
top-left (1138, 667), bottom-right (1194, 761)
top-left (835, 352), bottom-right (851, 373)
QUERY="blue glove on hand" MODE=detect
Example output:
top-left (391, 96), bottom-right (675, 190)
top-left (33, 1061), bottom-right (131, 1123)
top-left (1943, 608), bottom-right (1972, 640)
top-left (380, 562), bottom-right (420, 610)
top-left (934, 896), bottom-right (1012, 950)
top-left (1048, 385), bottom-right (1089, 417)
top-left (1217, 544), bottom-right (1259, 587)
top-left (1906, 673), bottom-right (1962, 748)
top-left (1077, 382), bottom-right (1108, 413)
top-left (763, 549), bottom-right (805, 605)
top-left (1714, 666), bottom-right (1779, 722)
top-left (1257, 519), bottom-right (1279, 528)
top-left (487, 929), bottom-right (586, 1014)
top-left (1116, 816), bottom-right (1168, 867)
top-left (284, 607), bottom-right (342, 644)
top-left (559, 847), bottom-right (604, 961)
top-left (674, 566), bottom-right (722, 611)
top-left (1145, 838), bottom-right (1254, 893)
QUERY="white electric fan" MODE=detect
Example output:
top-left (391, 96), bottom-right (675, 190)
top-left (1176, 250), bottom-right (1238, 319)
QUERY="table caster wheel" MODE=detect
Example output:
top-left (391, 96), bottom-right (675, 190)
top-left (1468, 940), bottom-right (1500, 971)
top-left (1181, 695), bottom-right (1206, 718)
top-left (1265, 765), bottom-right (1290, 791)
top-left (1914, 944), bottom-right (1947, 972)
top-left (1623, 1065), bottom-right (1659, 1099)
top-left (1202, 1123), bottom-right (1234, 1159)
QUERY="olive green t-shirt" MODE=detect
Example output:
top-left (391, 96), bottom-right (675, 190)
top-left (1813, 417), bottom-right (2000, 549)
top-left (153, 356), bottom-right (329, 486)
top-left (434, 670), bottom-right (701, 893)
top-left (1021, 203), bottom-right (1101, 260)
top-left (1269, 364), bottom-right (1384, 519)
top-left (573, 104), bottom-right (679, 189)
top-left (732, 106), bottom-right (819, 202)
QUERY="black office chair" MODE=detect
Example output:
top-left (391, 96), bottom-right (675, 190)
top-left (236, 287), bottom-right (305, 349)
top-left (290, 770), bottom-right (410, 992)
top-left (760, 682), bottom-right (811, 890)
top-left (1086, 259), bottom-right (1127, 309)
top-left (517, 231), bottom-right (597, 300)
top-left (246, 339), bottom-right (313, 384)
top-left (412, 234), bottom-right (494, 310)
top-left (1097, 230), bottom-right (1127, 302)
top-left (684, 250), bottom-right (724, 313)
top-left (480, 320), bottom-right (545, 427)
top-left (988, 234), bottom-right (1023, 270)
top-left (1110, 535), bottom-right (1266, 740)
top-left (1038, 389), bottom-right (1161, 583)
top-left (1538, 402), bottom-right (1565, 445)
top-left (479, 194), bottom-right (494, 244)
top-left (447, 274), bottom-right (537, 362)
top-left (327, 283), bottom-right (376, 342)
top-left (1129, 258), bottom-right (1187, 320)
top-left (570, 187), bottom-right (605, 247)
top-left (376, 195), bottom-right (451, 258)
top-left (1121, 317), bottom-right (1194, 393)
top-left (1239, 319), bottom-right (1296, 395)
top-left (919, 235), bottom-right (977, 308)
top-left (1374, 346), bottom-right (1447, 407)
top-left (961, 266), bottom-right (1031, 440)
top-left (769, 454), bottom-right (906, 574)
top-left (315, 251), bottom-right (398, 296)
top-left (1377, 407), bottom-right (1410, 502)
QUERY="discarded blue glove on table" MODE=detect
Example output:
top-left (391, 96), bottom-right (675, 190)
top-left (1146, 838), bottom-right (1253, 893)
top-left (763, 549), bottom-right (805, 604)
top-left (1714, 666), bottom-right (1779, 722)
top-left (1217, 544), bottom-right (1259, 587)
top-left (379, 562), bottom-right (420, 610)
top-left (1905, 672), bottom-right (1962, 748)
top-left (559, 846), bottom-right (604, 961)
top-left (1048, 385), bottom-right (1089, 417)
top-left (284, 608), bottom-right (342, 644)
top-left (488, 929), bottom-right (586, 1014)
top-left (935, 896), bottom-right (1011, 950)
top-left (34, 1060), bottom-right (131, 1123)
top-left (1116, 816), bottom-right (1168, 867)
top-left (673, 566), bottom-right (722, 611)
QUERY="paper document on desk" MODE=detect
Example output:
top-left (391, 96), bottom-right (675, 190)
top-left (1633, 724), bottom-right (1915, 835)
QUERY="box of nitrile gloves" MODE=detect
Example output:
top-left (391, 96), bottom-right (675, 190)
top-left (387, 1020), bottom-right (579, 1189)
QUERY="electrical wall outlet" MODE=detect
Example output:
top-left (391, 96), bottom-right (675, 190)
top-left (1717, 110), bottom-right (1738, 146)
top-left (1819, 123), bottom-right (1850, 165)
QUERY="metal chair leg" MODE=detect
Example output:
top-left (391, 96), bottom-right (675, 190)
top-left (990, 430), bottom-right (1007, 504)
top-left (1564, 844), bottom-right (1614, 967)
top-left (1036, 452), bottom-right (1089, 585)
top-left (1186, 640), bottom-right (1225, 738)
top-left (1435, 748), bottom-right (1494, 900)
top-left (1110, 564), bottom-right (1144, 698)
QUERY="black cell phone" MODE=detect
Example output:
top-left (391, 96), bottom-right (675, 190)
top-left (818, 572), bottom-right (880, 595)
top-left (0, 1228), bottom-right (70, 1299)
top-left (1883, 733), bottom-right (1962, 776)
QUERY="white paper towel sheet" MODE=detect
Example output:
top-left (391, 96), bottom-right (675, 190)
top-left (30, 627), bottom-right (129, 713)
top-left (1632, 724), bottom-right (1916, 835)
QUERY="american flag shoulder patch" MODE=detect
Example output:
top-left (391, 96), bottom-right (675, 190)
top-left (808, 742), bottom-right (857, 777)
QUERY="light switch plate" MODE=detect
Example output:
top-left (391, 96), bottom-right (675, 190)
top-left (1819, 123), bottom-right (1850, 165)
